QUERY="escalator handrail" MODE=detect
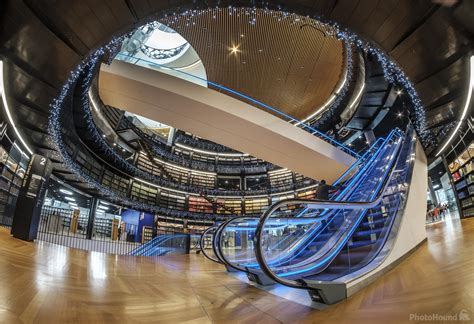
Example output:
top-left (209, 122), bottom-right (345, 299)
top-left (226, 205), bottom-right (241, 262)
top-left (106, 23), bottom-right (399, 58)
top-left (214, 135), bottom-right (389, 273)
top-left (212, 222), bottom-right (229, 264)
top-left (254, 131), bottom-right (405, 289)
top-left (200, 225), bottom-right (223, 264)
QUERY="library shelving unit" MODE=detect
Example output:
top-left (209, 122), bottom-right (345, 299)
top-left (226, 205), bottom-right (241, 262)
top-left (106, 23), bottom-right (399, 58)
top-left (131, 181), bottom-right (158, 205)
top-left (159, 190), bottom-right (186, 210)
top-left (244, 197), bottom-right (269, 214)
top-left (102, 169), bottom-right (129, 196)
top-left (216, 198), bottom-right (242, 214)
top-left (449, 143), bottom-right (474, 218)
top-left (188, 195), bottom-right (213, 213)
top-left (0, 136), bottom-right (28, 227)
top-left (297, 189), bottom-right (317, 200)
top-left (94, 217), bottom-right (113, 237)
top-left (142, 226), bottom-right (153, 243)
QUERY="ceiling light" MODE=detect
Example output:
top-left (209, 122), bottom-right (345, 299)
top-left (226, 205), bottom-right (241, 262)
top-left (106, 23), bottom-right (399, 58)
top-left (396, 89), bottom-right (403, 96)
top-left (60, 189), bottom-right (73, 195)
top-left (97, 205), bottom-right (109, 210)
top-left (65, 197), bottom-right (75, 202)
top-left (230, 45), bottom-right (239, 54)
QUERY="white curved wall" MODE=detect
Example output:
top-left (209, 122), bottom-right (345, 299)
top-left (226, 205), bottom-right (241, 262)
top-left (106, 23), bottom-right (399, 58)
top-left (99, 60), bottom-right (356, 182)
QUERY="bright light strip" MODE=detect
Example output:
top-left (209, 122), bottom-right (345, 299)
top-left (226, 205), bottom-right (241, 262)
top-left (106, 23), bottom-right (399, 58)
top-left (97, 205), bottom-right (109, 210)
top-left (0, 60), bottom-right (33, 156)
top-left (156, 59), bottom-right (203, 71)
top-left (348, 81), bottom-right (366, 109)
top-left (296, 95), bottom-right (336, 125)
top-left (174, 142), bottom-right (248, 157)
top-left (296, 58), bottom-right (349, 125)
top-left (59, 189), bottom-right (73, 195)
top-left (133, 177), bottom-right (188, 194)
top-left (267, 168), bottom-right (290, 175)
top-left (64, 197), bottom-right (75, 202)
top-left (436, 55), bottom-right (474, 157)
top-left (152, 156), bottom-right (216, 176)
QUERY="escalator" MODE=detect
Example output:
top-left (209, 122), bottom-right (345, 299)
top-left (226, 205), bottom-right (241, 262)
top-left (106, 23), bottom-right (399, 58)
top-left (128, 234), bottom-right (189, 256)
top-left (210, 134), bottom-right (395, 284)
top-left (253, 126), bottom-right (417, 304)
top-left (199, 225), bottom-right (223, 264)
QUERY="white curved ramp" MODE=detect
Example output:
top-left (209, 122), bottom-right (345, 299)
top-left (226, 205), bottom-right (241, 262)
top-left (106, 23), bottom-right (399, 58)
top-left (99, 60), bottom-right (356, 182)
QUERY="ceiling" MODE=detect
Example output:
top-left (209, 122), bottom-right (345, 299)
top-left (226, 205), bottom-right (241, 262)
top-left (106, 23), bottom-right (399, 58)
top-left (159, 8), bottom-right (345, 120)
top-left (0, 0), bottom-right (472, 178)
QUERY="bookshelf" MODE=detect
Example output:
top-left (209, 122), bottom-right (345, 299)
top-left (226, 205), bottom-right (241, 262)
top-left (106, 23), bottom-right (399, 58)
top-left (159, 190), bottom-right (186, 210)
top-left (188, 195), bottom-right (213, 213)
top-left (448, 142), bottom-right (473, 218)
top-left (244, 198), bottom-right (268, 214)
top-left (216, 198), bottom-right (242, 214)
top-left (131, 181), bottom-right (158, 205)
top-left (297, 189), bottom-right (316, 200)
top-left (0, 138), bottom-right (28, 227)
top-left (142, 226), bottom-right (154, 243)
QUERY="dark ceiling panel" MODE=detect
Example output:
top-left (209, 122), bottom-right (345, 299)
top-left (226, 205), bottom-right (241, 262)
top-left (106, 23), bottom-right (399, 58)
top-left (0, 0), bottom-right (472, 161)
top-left (7, 62), bottom-right (58, 113)
top-left (0, 1), bottom-right (81, 88)
top-left (389, 9), bottom-right (470, 84)
top-left (25, 0), bottom-right (135, 53)
top-left (426, 97), bottom-right (460, 130)
top-left (127, 0), bottom-right (173, 21)
top-left (415, 56), bottom-right (466, 109)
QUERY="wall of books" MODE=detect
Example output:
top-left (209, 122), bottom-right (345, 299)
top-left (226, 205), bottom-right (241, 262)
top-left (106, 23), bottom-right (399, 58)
top-left (448, 142), bottom-right (473, 218)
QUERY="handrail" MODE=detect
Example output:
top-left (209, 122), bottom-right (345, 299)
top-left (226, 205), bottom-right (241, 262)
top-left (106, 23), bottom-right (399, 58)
top-left (114, 52), bottom-right (359, 158)
top-left (214, 135), bottom-right (389, 272)
top-left (212, 222), bottom-right (228, 264)
top-left (253, 130), bottom-right (404, 289)
top-left (200, 225), bottom-right (222, 264)
top-left (216, 217), bottom-right (253, 272)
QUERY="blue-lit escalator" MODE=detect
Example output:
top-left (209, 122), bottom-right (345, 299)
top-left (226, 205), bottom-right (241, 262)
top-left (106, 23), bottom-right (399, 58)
top-left (128, 234), bottom-right (188, 256)
top-left (252, 126), bottom-right (417, 304)
top-left (211, 132), bottom-right (399, 283)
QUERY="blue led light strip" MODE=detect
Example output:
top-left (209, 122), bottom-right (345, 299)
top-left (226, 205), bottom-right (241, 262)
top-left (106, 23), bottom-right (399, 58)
top-left (266, 132), bottom-right (397, 268)
top-left (278, 131), bottom-right (403, 277)
top-left (236, 137), bottom-right (385, 268)
top-left (115, 53), bottom-right (359, 158)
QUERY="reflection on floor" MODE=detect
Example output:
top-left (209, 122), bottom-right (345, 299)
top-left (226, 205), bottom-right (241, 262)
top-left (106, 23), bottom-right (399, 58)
top-left (0, 216), bottom-right (472, 323)
top-left (426, 209), bottom-right (459, 226)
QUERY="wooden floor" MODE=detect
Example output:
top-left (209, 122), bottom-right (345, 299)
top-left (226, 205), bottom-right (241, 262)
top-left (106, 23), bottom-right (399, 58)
top-left (0, 217), bottom-right (472, 324)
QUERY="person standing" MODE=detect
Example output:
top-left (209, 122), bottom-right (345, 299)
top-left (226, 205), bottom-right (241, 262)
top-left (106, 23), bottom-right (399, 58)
top-left (315, 180), bottom-right (337, 200)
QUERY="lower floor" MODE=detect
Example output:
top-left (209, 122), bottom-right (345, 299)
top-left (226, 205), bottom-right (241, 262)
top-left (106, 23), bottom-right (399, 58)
top-left (0, 217), bottom-right (472, 323)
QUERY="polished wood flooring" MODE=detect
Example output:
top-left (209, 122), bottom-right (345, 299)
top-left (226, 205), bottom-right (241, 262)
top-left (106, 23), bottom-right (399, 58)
top-left (0, 217), bottom-right (473, 323)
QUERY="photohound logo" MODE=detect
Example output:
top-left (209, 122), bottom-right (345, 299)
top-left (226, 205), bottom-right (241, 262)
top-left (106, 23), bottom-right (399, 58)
top-left (409, 309), bottom-right (470, 321)
top-left (459, 310), bottom-right (470, 321)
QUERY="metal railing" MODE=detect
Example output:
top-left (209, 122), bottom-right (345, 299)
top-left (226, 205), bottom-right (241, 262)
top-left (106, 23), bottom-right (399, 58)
top-left (114, 53), bottom-right (360, 158)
